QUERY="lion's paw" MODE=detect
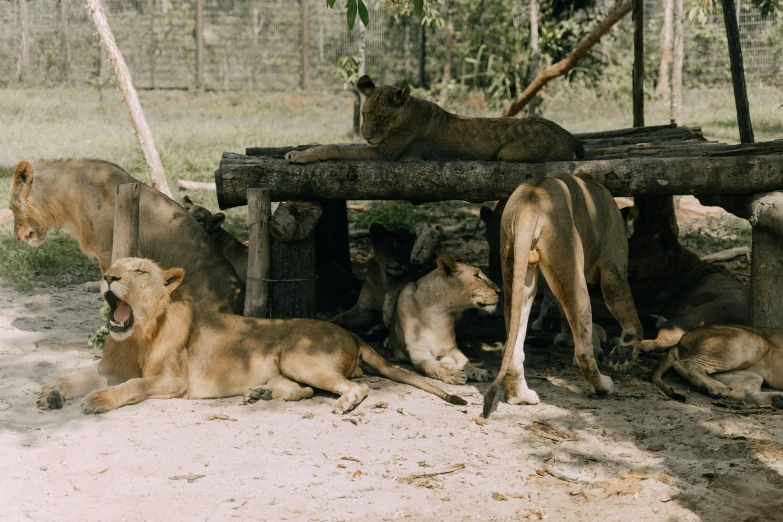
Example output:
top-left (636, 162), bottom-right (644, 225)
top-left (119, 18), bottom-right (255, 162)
top-left (705, 384), bottom-right (731, 399)
top-left (507, 388), bottom-right (541, 405)
top-left (587, 374), bottom-right (614, 397)
top-left (243, 387), bottom-right (273, 404)
top-left (285, 151), bottom-right (313, 164)
top-left (81, 389), bottom-right (115, 414)
top-left (608, 339), bottom-right (639, 372)
top-left (37, 383), bottom-right (63, 410)
top-left (465, 365), bottom-right (489, 383)
top-left (440, 367), bottom-right (467, 385)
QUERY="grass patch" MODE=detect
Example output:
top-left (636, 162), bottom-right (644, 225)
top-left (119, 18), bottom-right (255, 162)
top-left (0, 225), bottom-right (100, 291)
top-left (679, 215), bottom-right (751, 256)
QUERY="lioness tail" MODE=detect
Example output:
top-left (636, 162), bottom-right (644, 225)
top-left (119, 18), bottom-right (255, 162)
top-left (355, 336), bottom-right (467, 406)
top-left (483, 207), bottom-right (540, 418)
top-left (651, 347), bottom-right (686, 402)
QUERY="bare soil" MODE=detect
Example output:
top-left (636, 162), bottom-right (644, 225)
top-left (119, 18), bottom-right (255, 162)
top-left (1, 199), bottom-right (781, 521)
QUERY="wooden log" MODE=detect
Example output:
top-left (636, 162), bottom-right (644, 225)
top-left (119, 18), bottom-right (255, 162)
top-left (111, 183), bottom-right (140, 263)
top-left (697, 191), bottom-right (783, 237)
top-left (721, 0), bottom-right (754, 144)
top-left (632, 0), bottom-right (644, 127)
top-left (215, 154), bottom-right (783, 207)
top-left (700, 246), bottom-right (749, 263)
top-left (244, 188), bottom-right (271, 318)
top-left (749, 227), bottom-right (783, 328)
top-left (671, 0), bottom-right (683, 124)
top-left (268, 201), bottom-right (322, 319)
top-left (587, 140), bottom-right (783, 160)
top-left (574, 124), bottom-right (698, 140)
top-left (176, 179), bottom-right (216, 191)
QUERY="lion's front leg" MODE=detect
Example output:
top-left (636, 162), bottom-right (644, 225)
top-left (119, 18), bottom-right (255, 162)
top-left (81, 375), bottom-right (186, 414)
top-left (285, 144), bottom-right (382, 164)
top-left (37, 364), bottom-right (107, 410)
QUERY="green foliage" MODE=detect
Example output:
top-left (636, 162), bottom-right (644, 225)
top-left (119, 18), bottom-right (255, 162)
top-left (333, 55), bottom-right (361, 84)
top-left (328, 0), bottom-right (372, 29)
top-left (352, 202), bottom-right (428, 234)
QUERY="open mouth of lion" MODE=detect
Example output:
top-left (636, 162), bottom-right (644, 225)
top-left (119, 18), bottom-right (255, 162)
top-left (104, 290), bottom-right (134, 333)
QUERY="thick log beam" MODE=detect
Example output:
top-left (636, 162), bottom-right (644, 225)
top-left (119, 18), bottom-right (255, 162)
top-left (215, 154), bottom-right (783, 208)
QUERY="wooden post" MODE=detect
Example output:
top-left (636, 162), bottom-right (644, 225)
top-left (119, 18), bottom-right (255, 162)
top-left (244, 188), bottom-right (271, 318)
top-left (655, 0), bottom-right (672, 99)
top-left (749, 228), bottom-right (783, 328)
top-left (721, 0), bottom-right (754, 144)
top-left (195, 0), bottom-right (204, 90)
top-left (111, 183), bottom-right (140, 263)
top-left (148, 0), bottom-right (155, 89)
top-left (418, 16), bottom-right (426, 88)
top-left (353, 20), bottom-right (366, 140)
top-left (268, 201), bottom-right (322, 319)
top-left (632, 0), bottom-right (644, 127)
top-left (19, 0), bottom-right (29, 82)
top-left (438, 0), bottom-right (454, 106)
top-left (315, 201), bottom-right (359, 311)
top-left (88, 0), bottom-right (172, 198)
top-left (61, 0), bottom-right (71, 84)
top-left (525, 0), bottom-right (540, 115)
top-left (671, 0), bottom-right (683, 124)
top-left (300, 0), bottom-right (309, 90)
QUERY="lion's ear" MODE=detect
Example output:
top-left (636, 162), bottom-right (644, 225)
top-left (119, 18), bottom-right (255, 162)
top-left (163, 268), bottom-right (185, 292)
top-left (437, 255), bottom-right (459, 278)
top-left (212, 212), bottom-right (226, 227)
top-left (479, 205), bottom-right (494, 224)
top-left (182, 196), bottom-right (194, 209)
top-left (369, 222), bottom-right (387, 242)
top-left (12, 161), bottom-right (34, 193)
top-left (393, 86), bottom-right (411, 107)
top-left (357, 75), bottom-right (375, 96)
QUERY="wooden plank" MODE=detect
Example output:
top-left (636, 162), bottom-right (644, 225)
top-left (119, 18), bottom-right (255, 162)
top-left (244, 188), bottom-right (271, 318)
top-left (720, 0), bottom-right (754, 144)
top-left (215, 154), bottom-right (783, 208)
top-left (749, 227), bottom-right (783, 328)
top-left (632, 0), bottom-right (644, 127)
top-left (111, 183), bottom-right (140, 263)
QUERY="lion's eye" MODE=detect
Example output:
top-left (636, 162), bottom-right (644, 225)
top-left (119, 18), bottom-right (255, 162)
top-left (475, 273), bottom-right (482, 280)
top-left (135, 269), bottom-right (147, 274)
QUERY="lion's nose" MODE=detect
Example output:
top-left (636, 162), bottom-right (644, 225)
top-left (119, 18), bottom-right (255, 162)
top-left (104, 274), bottom-right (121, 285)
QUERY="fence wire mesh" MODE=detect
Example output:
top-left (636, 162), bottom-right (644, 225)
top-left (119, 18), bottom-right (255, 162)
top-left (0, 0), bottom-right (779, 91)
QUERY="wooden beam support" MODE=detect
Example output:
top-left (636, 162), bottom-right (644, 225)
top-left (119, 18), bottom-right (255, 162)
top-left (749, 227), bottom-right (783, 328)
top-left (111, 183), bottom-right (140, 263)
top-left (268, 201), bottom-right (322, 319)
top-left (632, 0), bottom-right (644, 127)
top-left (215, 154), bottom-right (783, 208)
top-left (721, 0), bottom-right (754, 144)
top-left (244, 188), bottom-right (271, 318)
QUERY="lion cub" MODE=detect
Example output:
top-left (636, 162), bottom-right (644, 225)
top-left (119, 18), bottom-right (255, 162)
top-left (286, 75), bottom-right (583, 164)
top-left (388, 256), bottom-right (500, 385)
top-left (182, 196), bottom-right (248, 285)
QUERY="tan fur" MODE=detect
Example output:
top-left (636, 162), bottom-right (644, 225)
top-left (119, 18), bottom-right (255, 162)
top-left (483, 175), bottom-right (644, 417)
top-left (388, 255), bottom-right (500, 385)
top-left (285, 76), bottom-right (583, 164)
top-left (182, 196), bottom-right (248, 285)
top-left (652, 325), bottom-right (783, 409)
top-left (332, 224), bottom-right (422, 331)
top-left (621, 206), bottom-right (748, 353)
top-left (8, 159), bottom-right (243, 313)
top-left (36, 258), bottom-right (466, 415)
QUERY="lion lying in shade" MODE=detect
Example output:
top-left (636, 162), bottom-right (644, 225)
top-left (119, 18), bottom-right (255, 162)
top-left (36, 258), bottom-right (466, 415)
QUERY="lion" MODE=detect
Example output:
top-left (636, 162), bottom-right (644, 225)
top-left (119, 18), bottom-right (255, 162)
top-left (36, 257), bottom-right (467, 415)
top-left (182, 196), bottom-right (248, 285)
top-left (387, 255), bottom-right (500, 385)
top-left (652, 325), bottom-right (783, 408)
top-left (331, 223), bottom-right (424, 331)
top-left (483, 175), bottom-right (644, 417)
top-left (285, 75), bottom-right (583, 164)
top-left (621, 204), bottom-right (748, 352)
top-left (8, 159), bottom-right (243, 314)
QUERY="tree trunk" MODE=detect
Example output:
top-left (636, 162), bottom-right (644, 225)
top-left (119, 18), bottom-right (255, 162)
top-left (87, 0), bottom-right (173, 198)
top-left (244, 188), bottom-right (271, 318)
top-left (655, 0), bottom-right (673, 99)
top-left (61, 0), bottom-right (71, 84)
top-left (19, 0), bottom-right (29, 82)
top-left (525, 0), bottom-right (540, 116)
top-left (632, 0), bottom-right (644, 127)
top-left (300, 0), bottom-right (310, 90)
top-left (195, 0), bottom-right (204, 90)
top-left (721, 0), bottom-right (754, 144)
top-left (501, 0), bottom-right (633, 117)
top-left (353, 20), bottom-right (366, 141)
top-left (438, 0), bottom-right (454, 106)
top-left (671, 0), bottom-right (683, 125)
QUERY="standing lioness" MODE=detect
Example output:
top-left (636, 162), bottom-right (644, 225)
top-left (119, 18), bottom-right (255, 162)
top-left (285, 75), bottom-right (583, 164)
top-left (483, 175), bottom-right (643, 416)
top-left (37, 258), bottom-right (466, 415)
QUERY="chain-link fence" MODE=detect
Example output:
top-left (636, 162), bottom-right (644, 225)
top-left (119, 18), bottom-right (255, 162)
top-left (0, 0), bottom-right (779, 91)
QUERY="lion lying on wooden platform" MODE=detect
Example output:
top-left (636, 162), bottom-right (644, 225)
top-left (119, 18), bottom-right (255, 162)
top-left (36, 258), bottom-right (466, 415)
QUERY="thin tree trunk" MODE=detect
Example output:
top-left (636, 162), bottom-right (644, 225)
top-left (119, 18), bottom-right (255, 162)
top-left (61, 0), bottom-right (71, 84)
top-left (438, 0), bottom-right (454, 106)
top-left (19, 0), bottom-right (29, 82)
top-left (418, 16), bottom-right (427, 88)
top-left (525, 0), bottom-right (540, 115)
top-left (655, 0), bottom-right (673, 99)
top-left (300, 0), bottom-right (310, 90)
top-left (87, 0), bottom-right (173, 198)
top-left (632, 0), bottom-right (644, 127)
top-left (502, 0), bottom-right (633, 117)
top-left (148, 0), bottom-right (155, 89)
top-left (353, 20), bottom-right (367, 141)
top-left (671, 0), bottom-right (683, 125)
top-left (195, 0), bottom-right (204, 90)
top-left (721, 0), bottom-right (754, 144)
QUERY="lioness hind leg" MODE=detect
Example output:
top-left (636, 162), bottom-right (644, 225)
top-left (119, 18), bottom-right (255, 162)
top-left (599, 265), bottom-right (644, 371)
top-left (671, 359), bottom-right (731, 399)
top-left (264, 375), bottom-right (315, 402)
top-left (502, 262), bottom-right (540, 405)
top-left (712, 371), bottom-right (783, 407)
top-left (321, 377), bottom-right (369, 414)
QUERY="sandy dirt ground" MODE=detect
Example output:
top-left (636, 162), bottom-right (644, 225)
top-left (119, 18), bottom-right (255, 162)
top-left (1, 197), bottom-right (782, 521)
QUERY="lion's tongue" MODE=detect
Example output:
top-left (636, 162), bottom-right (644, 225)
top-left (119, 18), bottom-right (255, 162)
top-left (113, 301), bottom-right (131, 323)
